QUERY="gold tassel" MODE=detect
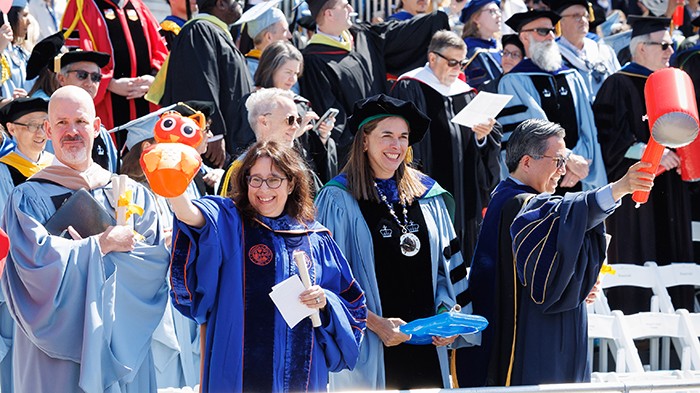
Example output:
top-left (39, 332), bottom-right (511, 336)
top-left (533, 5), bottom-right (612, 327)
top-left (588, 2), bottom-right (595, 22)
top-left (0, 55), bottom-right (10, 85)
top-left (53, 53), bottom-right (64, 74)
top-left (555, 21), bottom-right (561, 37)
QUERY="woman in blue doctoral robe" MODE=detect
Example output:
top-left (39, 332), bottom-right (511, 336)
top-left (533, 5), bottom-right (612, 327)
top-left (460, 0), bottom-right (504, 89)
top-left (167, 140), bottom-right (366, 393)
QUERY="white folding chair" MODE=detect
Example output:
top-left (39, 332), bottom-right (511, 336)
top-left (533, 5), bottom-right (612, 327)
top-left (597, 263), bottom-right (664, 315)
top-left (619, 311), bottom-right (693, 371)
top-left (588, 311), bottom-right (628, 373)
top-left (655, 262), bottom-right (700, 313)
top-left (676, 309), bottom-right (700, 371)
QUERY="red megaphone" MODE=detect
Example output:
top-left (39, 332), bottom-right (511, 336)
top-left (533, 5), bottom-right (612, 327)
top-left (632, 68), bottom-right (699, 206)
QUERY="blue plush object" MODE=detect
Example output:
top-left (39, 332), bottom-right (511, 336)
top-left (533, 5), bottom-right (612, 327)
top-left (399, 312), bottom-right (489, 345)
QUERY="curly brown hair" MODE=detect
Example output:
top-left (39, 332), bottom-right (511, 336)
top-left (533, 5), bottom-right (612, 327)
top-left (232, 140), bottom-right (316, 223)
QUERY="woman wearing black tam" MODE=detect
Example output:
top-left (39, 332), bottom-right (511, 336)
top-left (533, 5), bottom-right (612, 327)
top-left (316, 94), bottom-right (475, 390)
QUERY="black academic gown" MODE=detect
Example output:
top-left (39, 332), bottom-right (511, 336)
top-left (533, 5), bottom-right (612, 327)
top-left (161, 16), bottom-right (254, 157)
top-left (390, 75), bottom-right (502, 263)
top-left (674, 40), bottom-right (700, 264)
top-left (593, 63), bottom-right (694, 314)
top-left (295, 95), bottom-right (338, 184)
top-left (299, 12), bottom-right (449, 164)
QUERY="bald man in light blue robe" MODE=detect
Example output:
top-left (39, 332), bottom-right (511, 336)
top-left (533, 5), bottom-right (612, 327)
top-left (0, 86), bottom-right (170, 393)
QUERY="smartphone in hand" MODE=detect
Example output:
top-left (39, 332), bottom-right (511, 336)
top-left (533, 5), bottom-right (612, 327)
top-left (313, 108), bottom-right (339, 133)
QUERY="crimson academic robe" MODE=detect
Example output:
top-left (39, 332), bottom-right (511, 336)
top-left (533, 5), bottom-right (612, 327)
top-left (300, 12), bottom-right (449, 162)
top-left (62, 0), bottom-right (168, 135)
top-left (592, 63), bottom-right (694, 314)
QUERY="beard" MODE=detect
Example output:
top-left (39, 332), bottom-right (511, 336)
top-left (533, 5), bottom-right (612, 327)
top-left (59, 136), bottom-right (89, 166)
top-left (529, 39), bottom-right (563, 72)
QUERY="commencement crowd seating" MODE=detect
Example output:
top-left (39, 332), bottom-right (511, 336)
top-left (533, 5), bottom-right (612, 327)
top-left (588, 262), bottom-right (700, 380)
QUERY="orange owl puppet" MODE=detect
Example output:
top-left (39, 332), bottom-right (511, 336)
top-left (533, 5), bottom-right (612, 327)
top-left (140, 111), bottom-right (204, 197)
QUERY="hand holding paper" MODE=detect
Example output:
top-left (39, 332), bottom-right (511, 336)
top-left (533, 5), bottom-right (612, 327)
top-left (269, 275), bottom-right (317, 329)
top-left (451, 91), bottom-right (512, 129)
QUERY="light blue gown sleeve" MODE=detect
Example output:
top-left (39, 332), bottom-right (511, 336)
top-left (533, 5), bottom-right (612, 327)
top-left (0, 181), bottom-right (170, 392)
top-left (315, 185), bottom-right (386, 390)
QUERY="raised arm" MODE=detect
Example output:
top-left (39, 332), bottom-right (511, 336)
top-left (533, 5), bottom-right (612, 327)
top-left (168, 193), bottom-right (205, 228)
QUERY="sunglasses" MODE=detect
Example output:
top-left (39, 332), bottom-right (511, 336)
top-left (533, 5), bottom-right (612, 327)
top-left (284, 115), bottom-right (303, 126)
top-left (520, 27), bottom-right (556, 37)
top-left (645, 41), bottom-right (672, 51)
top-left (533, 154), bottom-right (569, 170)
top-left (432, 51), bottom-right (469, 69)
top-left (266, 113), bottom-right (302, 126)
top-left (66, 69), bottom-right (102, 83)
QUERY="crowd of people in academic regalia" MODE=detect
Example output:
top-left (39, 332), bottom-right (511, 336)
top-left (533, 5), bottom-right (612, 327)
top-left (0, 0), bottom-right (695, 390)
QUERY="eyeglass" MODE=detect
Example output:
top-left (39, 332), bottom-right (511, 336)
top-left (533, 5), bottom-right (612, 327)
top-left (432, 51), bottom-right (469, 69)
top-left (265, 113), bottom-right (302, 126)
top-left (284, 115), bottom-right (302, 126)
top-left (483, 7), bottom-right (501, 15)
top-left (12, 121), bottom-right (45, 133)
top-left (645, 41), bottom-right (673, 51)
top-left (247, 175), bottom-right (288, 189)
top-left (66, 69), bottom-right (102, 83)
top-left (502, 49), bottom-right (523, 59)
top-left (532, 154), bottom-right (569, 170)
top-left (560, 12), bottom-right (589, 19)
top-left (520, 27), bottom-right (556, 37)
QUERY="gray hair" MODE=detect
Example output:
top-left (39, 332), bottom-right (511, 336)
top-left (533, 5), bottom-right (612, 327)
top-left (506, 118), bottom-right (566, 173)
top-left (245, 88), bottom-right (296, 134)
top-left (428, 30), bottom-right (466, 55)
top-left (629, 33), bottom-right (649, 60)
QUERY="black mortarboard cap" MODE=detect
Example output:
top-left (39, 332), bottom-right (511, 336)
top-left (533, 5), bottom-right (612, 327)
top-left (53, 49), bottom-right (111, 73)
top-left (628, 15), bottom-right (671, 38)
top-left (589, 4), bottom-right (606, 29)
top-left (347, 94), bottom-right (430, 146)
top-left (306, 0), bottom-right (328, 20)
top-left (296, 14), bottom-right (317, 30)
top-left (0, 97), bottom-right (48, 127)
top-left (460, 0), bottom-right (501, 23)
top-left (544, 0), bottom-right (589, 14)
top-left (505, 10), bottom-right (561, 32)
top-left (502, 34), bottom-right (525, 55)
top-left (692, 14), bottom-right (700, 27)
top-left (173, 100), bottom-right (216, 119)
top-left (26, 31), bottom-right (64, 80)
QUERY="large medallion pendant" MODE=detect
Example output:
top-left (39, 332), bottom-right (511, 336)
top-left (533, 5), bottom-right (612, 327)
top-left (400, 232), bottom-right (421, 257)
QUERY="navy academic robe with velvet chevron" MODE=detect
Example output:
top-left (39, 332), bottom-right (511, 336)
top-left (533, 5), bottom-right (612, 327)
top-left (509, 190), bottom-right (610, 385)
top-left (169, 196), bottom-right (366, 393)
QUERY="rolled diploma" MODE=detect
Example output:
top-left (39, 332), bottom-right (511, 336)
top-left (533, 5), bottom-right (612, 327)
top-left (293, 251), bottom-right (322, 327)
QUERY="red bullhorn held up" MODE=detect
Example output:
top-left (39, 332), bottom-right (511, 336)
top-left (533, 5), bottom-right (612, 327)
top-left (633, 68), bottom-right (699, 206)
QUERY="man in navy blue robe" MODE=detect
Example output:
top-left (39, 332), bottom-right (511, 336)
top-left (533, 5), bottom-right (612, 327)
top-left (462, 118), bottom-right (654, 386)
